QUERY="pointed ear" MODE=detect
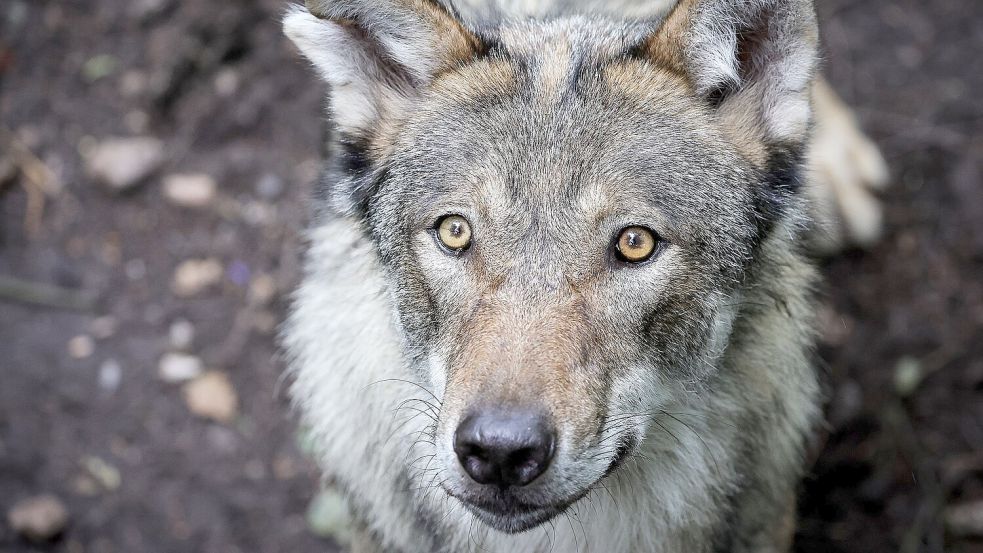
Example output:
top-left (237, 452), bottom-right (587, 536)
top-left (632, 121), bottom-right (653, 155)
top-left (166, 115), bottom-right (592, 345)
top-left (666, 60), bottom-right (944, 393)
top-left (645, 0), bottom-right (819, 146)
top-left (284, 0), bottom-right (483, 135)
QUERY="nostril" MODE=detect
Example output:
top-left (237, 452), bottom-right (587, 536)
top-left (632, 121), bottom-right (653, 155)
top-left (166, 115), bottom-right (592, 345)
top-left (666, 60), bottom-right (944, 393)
top-left (453, 408), bottom-right (556, 487)
top-left (456, 441), bottom-right (484, 461)
top-left (460, 453), bottom-right (496, 485)
top-left (506, 436), bottom-right (555, 486)
top-left (511, 447), bottom-right (538, 465)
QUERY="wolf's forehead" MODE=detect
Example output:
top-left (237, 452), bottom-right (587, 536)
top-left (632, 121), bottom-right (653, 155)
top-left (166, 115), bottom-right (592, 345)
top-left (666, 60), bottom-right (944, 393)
top-left (495, 16), bottom-right (646, 49)
top-left (493, 17), bottom-right (648, 86)
top-left (410, 17), bottom-right (721, 225)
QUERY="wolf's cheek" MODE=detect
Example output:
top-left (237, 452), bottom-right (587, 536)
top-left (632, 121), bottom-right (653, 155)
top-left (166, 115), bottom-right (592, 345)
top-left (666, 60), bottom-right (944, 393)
top-left (591, 246), bottom-right (707, 357)
top-left (381, 230), bottom-right (482, 358)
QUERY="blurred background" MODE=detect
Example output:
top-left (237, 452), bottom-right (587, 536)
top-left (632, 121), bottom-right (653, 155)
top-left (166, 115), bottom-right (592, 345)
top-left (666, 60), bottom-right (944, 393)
top-left (0, 0), bottom-right (980, 552)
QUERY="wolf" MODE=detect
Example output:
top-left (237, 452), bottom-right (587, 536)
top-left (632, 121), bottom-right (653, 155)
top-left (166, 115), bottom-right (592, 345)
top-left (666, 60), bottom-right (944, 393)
top-left (281, 1), bottom-right (888, 552)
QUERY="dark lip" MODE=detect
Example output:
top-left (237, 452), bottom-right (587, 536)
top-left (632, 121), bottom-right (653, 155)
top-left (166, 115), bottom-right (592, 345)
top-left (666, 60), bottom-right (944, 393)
top-left (447, 480), bottom-right (601, 534)
top-left (462, 499), bottom-right (564, 533)
top-left (604, 434), bottom-right (639, 477)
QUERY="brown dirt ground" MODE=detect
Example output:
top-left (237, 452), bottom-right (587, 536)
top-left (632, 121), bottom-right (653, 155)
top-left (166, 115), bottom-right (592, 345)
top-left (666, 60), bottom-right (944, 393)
top-left (1, 1), bottom-right (981, 552)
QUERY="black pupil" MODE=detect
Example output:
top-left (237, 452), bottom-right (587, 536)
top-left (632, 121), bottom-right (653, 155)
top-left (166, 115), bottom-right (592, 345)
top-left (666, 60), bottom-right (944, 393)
top-left (449, 221), bottom-right (463, 236)
top-left (626, 231), bottom-right (643, 248)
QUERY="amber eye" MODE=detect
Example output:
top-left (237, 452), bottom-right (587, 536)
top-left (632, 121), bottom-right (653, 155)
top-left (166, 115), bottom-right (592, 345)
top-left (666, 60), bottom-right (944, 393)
top-left (436, 215), bottom-right (473, 253)
top-left (614, 226), bottom-right (659, 263)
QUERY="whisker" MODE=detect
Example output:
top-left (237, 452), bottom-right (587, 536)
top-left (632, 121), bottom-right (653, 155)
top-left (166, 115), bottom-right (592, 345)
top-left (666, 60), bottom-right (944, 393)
top-left (366, 378), bottom-right (443, 406)
top-left (658, 411), bottom-right (723, 479)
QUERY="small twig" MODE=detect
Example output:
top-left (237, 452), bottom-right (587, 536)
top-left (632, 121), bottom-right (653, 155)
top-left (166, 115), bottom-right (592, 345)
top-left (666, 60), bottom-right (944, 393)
top-left (0, 125), bottom-right (61, 237)
top-left (213, 305), bottom-right (258, 368)
top-left (0, 274), bottom-right (97, 311)
top-left (883, 399), bottom-right (948, 553)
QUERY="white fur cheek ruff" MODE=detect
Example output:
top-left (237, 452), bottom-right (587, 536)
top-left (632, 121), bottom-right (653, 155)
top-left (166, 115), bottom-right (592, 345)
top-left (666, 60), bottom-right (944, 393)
top-left (283, 219), bottom-right (437, 549)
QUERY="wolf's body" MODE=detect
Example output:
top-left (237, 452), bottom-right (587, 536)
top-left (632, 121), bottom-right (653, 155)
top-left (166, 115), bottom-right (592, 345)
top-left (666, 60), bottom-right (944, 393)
top-left (282, 1), bottom-right (887, 552)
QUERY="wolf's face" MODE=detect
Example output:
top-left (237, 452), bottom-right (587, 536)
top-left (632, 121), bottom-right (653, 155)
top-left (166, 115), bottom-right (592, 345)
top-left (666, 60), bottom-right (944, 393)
top-left (287, 0), bottom-right (818, 534)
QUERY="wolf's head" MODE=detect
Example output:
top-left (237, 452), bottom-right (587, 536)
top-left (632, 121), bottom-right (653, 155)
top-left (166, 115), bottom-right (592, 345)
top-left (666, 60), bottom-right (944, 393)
top-left (286, 0), bottom-right (818, 534)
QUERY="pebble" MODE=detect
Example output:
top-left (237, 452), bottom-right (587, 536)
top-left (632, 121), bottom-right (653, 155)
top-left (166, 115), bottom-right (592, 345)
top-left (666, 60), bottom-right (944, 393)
top-left (162, 173), bottom-right (217, 208)
top-left (817, 304), bottom-right (853, 347)
top-left (205, 425), bottom-right (240, 454)
top-left (306, 489), bottom-right (353, 546)
top-left (255, 173), bottom-right (284, 200)
top-left (71, 475), bottom-right (99, 497)
top-left (241, 200), bottom-right (276, 226)
top-left (214, 68), bottom-right (240, 97)
top-left (183, 372), bottom-right (239, 424)
top-left (82, 54), bottom-right (119, 82)
top-left (124, 258), bottom-right (147, 281)
top-left (81, 456), bottom-right (121, 491)
top-left (168, 319), bottom-right (196, 351)
top-left (244, 459), bottom-right (267, 481)
top-left (0, 152), bottom-right (17, 186)
top-left (272, 455), bottom-right (299, 481)
top-left (944, 453), bottom-right (983, 487)
top-left (248, 273), bottom-right (277, 306)
top-left (172, 258), bottom-right (223, 297)
top-left (893, 356), bottom-right (923, 397)
top-left (124, 110), bottom-right (149, 134)
top-left (67, 335), bottom-right (95, 359)
top-left (5, 2), bottom-right (27, 31)
top-left (85, 137), bottom-right (164, 193)
top-left (89, 316), bottom-right (119, 339)
top-left (294, 157), bottom-right (321, 185)
top-left (119, 70), bottom-right (148, 97)
top-left (143, 303), bottom-right (165, 325)
top-left (17, 125), bottom-right (41, 150)
top-left (98, 359), bottom-right (122, 392)
top-left (827, 379), bottom-right (863, 428)
top-left (7, 494), bottom-right (69, 543)
top-left (227, 260), bottom-right (251, 287)
top-left (251, 310), bottom-right (277, 335)
top-left (946, 500), bottom-right (983, 538)
top-left (129, 0), bottom-right (173, 21)
top-left (158, 352), bottom-right (203, 383)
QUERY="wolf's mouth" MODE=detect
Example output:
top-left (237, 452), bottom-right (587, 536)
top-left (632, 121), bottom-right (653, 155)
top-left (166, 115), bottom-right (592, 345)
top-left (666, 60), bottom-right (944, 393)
top-left (449, 463), bottom-right (626, 534)
top-left (461, 498), bottom-right (566, 533)
top-left (604, 434), bottom-right (639, 477)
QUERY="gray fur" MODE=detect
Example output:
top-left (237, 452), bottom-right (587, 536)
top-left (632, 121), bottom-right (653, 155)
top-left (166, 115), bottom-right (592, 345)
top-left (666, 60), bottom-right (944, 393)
top-left (283, 1), bottom-right (825, 551)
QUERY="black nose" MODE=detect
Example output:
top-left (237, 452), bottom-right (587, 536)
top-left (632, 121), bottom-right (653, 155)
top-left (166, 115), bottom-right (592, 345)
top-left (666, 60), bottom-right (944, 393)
top-left (453, 409), bottom-right (555, 487)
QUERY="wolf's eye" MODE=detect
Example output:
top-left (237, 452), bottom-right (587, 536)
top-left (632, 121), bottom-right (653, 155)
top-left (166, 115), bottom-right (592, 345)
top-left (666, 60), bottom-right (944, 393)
top-left (436, 215), bottom-right (473, 253)
top-left (614, 226), bottom-right (659, 263)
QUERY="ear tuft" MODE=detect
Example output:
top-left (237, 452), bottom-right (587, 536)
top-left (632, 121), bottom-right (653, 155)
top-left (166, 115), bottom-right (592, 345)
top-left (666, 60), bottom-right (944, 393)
top-left (302, 0), bottom-right (482, 83)
top-left (284, 1), bottom-right (482, 135)
top-left (284, 8), bottom-right (396, 133)
top-left (647, 0), bottom-right (819, 145)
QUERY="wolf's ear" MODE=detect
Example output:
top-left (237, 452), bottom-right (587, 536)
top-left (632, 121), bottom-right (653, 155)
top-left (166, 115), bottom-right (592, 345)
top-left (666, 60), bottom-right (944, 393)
top-left (284, 0), bottom-right (482, 135)
top-left (645, 0), bottom-right (819, 146)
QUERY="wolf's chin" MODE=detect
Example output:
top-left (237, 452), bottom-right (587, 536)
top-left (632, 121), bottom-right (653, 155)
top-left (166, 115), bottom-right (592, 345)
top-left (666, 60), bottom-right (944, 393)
top-left (464, 501), bottom-right (564, 534)
top-left (449, 476), bottom-right (607, 534)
